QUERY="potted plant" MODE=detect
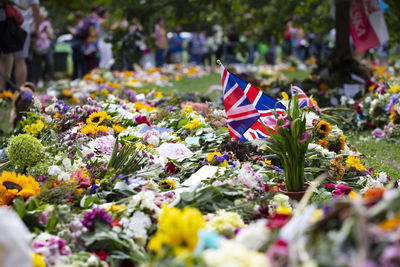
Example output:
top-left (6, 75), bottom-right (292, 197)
top-left (264, 93), bottom-right (312, 200)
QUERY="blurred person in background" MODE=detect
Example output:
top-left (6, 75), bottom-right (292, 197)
top-left (68, 11), bottom-right (87, 79)
top-left (153, 17), bottom-right (166, 67)
top-left (0, 0), bottom-right (41, 90)
top-left (212, 24), bottom-right (223, 62)
top-left (97, 6), bottom-right (113, 69)
top-left (189, 26), bottom-right (206, 65)
top-left (170, 25), bottom-right (184, 64)
top-left (33, 7), bottom-right (54, 86)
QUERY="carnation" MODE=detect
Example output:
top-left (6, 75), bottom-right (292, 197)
top-left (7, 134), bottom-right (43, 169)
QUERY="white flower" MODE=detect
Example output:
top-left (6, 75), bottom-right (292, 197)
top-left (146, 135), bottom-right (159, 147)
top-left (378, 172), bottom-right (388, 183)
top-left (119, 211), bottom-right (151, 245)
top-left (235, 219), bottom-right (269, 250)
top-left (160, 131), bottom-right (173, 141)
top-left (202, 240), bottom-right (270, 267)
top-left (48, 165), bottom-right (62, 176)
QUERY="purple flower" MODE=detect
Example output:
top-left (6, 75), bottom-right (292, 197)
top-left (298, 132), bottom-right (311, 143)
top-left (372, 128), bottom-right (386, 139)
top-left (82, 208), bottom-right (113, 229)
top-left (385, 93), bottom-right (399, 113)
top-left (89, 184), bottom-right (99, 195)
top-left (278, 114), bottom-right (290, 128)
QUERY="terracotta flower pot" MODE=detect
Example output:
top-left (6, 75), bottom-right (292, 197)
top-left (278, 183), bottom-right (310, 201)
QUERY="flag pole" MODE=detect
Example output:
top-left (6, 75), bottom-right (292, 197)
top-left (216, 59), bottom-right (222, 66)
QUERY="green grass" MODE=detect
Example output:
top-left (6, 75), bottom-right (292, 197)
top-left (347, 132), bottom-right (400, 180)
top-left (282, 69), bottom-right (311, 80)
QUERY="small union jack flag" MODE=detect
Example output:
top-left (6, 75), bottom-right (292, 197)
top-left (291, 85), bottom-right (320, 114)
top-left (220, 63), bottom-right (286, 141)
top-left (220, 64), bottom-right (260, 141)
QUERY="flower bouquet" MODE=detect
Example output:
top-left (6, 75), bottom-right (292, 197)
top-left (264, 93), bottom-right (312, 193)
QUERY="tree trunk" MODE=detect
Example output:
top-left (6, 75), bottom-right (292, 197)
top-left (325, 0), bottom-right (371, 82)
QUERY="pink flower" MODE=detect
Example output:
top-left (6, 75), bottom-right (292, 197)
top-left (325, 183), bottom-right (336, 190)
top-left (135, 115), bottom-right (150, 126)
top-left (336, 184), bottom-right (351, 194)
top-left (278, 114), bottom-right (290, 128)
top-left (263, 116), bottom-right (277, 128)
top-left (298, 132), bottom-right (311, 143)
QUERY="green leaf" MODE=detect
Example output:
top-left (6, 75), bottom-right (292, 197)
top-left (81, 196), bottom-right (100, 209)
top-left (12, 197), bottom-right (26, 219)
top-left (45, 211), bottom-right (58, 232)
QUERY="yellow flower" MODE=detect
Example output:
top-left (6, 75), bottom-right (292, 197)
top-left (311, 209), bottom-right (323, 223)
top-left (72, 96), bottom-right (78, 104)
top-left (155, 91), bottom-right (163, 99)
top-left (390, 84), bottom-right (400, 93)
top-left (187, 66), bottom-right (199, 75)
top-left (339, 134), bottom-right (346, 150)
top-left (32, 253), bottom-right (46, 267)
top-left (95, 77), bottom-right (105, 83)
top-left (317, 138), bottom-right (328, 149)
top-left (0, 171), bottom-right (41, 205)
top-left (86, 111), bottom-right (111, 126)
top-left (184, 118), bottom-right (201, 130)
top-left (380, 212), bottom-right (400, 231)
top-left (281, 92), bottom-right (289, 100)
top-left (148, 205), bottom-right (205, 256)
top-left (53, 113), bottom-right (62, 119)
top-left (264, 159), bottom-right (272, 165)
top-left (80, 124), bottom-right (97, 135)
top-left (316, 120), bottom-right (331, 137)
top-left (133, 101), bottom-right (157, 112)
top-left (184, 105), bottom-right (193, 113)
top-left (375, 66), bottom-right (386, 75)
top-left (83, 74), bottom-right (93, 81)
top-left (276, 206), bottom-right (292, 215)
top-left (106, 204), bottom-right (126, 214)
top-left (62, 89), bottom-right (71, 98)
top-left (24, 120), bottom-right (45, 136)
top-left (112, 124), bottom-right (126, 134)
top-left (310, 97), bottom-right (320, 110)
top-left (100, 88), bottom-right (109, 97)
top-left (158, 179), bottom-right (177, 190)
top-left (345, 155), bottom-right (365, 172)
top-left (206, 210), bottom-right (245, 236)
top-left (2, 91), bottom-right (13, 100)
top-left (206, 152), bottom-right (228, 166)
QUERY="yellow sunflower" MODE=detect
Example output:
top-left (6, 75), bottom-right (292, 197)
top-left (317, 138), bottom-right (328, 149)
top-left (158, 179), bottom-right (177, 190)
top-left (316, 120), bottom-right (331, 137)
top-left (112, 124), bottom-right (126, 134)
top-left (86, 111), bottom-right (111, 126)
top-left (0, 171), bottom-right (41, 205)
top-left (339, 134), bottom-right (346, 150)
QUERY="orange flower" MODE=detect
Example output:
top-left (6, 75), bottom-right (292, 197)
top-left (364, 187), bottom-right (385, 204)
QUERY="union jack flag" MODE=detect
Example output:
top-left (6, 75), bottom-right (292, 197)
top-left (220, 64), bottom-right (286, 141)
top-left (221, 64), bottom-right (260, 140)
top-left (291, 85), bottom-right (320, 114)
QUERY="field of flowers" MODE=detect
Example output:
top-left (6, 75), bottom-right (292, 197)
top-left (0, 63), bottom-right (399, 267)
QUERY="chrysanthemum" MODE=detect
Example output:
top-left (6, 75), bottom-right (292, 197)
top-left (0, 171), bottom-right (41, 205)
top-left (86, 111), bottom-right (111, 126)
top-left (316, 120), bottom-right (331, 137)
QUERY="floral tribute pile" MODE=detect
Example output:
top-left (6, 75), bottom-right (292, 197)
top-left (0, 67), bottom-right (398, 267)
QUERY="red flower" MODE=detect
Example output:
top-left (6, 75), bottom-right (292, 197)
top-left (267, 213), bottom-right (290, 229)
top-left (325, 183), bottom-right (336, 190)
top-left (264, 183), bottom-right (269, 192)
top-left (92, 249), bottom-right (108, 261)
top-left (165, 162), bottom-right (176, 175)
top-left (135, 115), bottom-right (150, 126)
top-left (112, 219), bottom-right (119, 227)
